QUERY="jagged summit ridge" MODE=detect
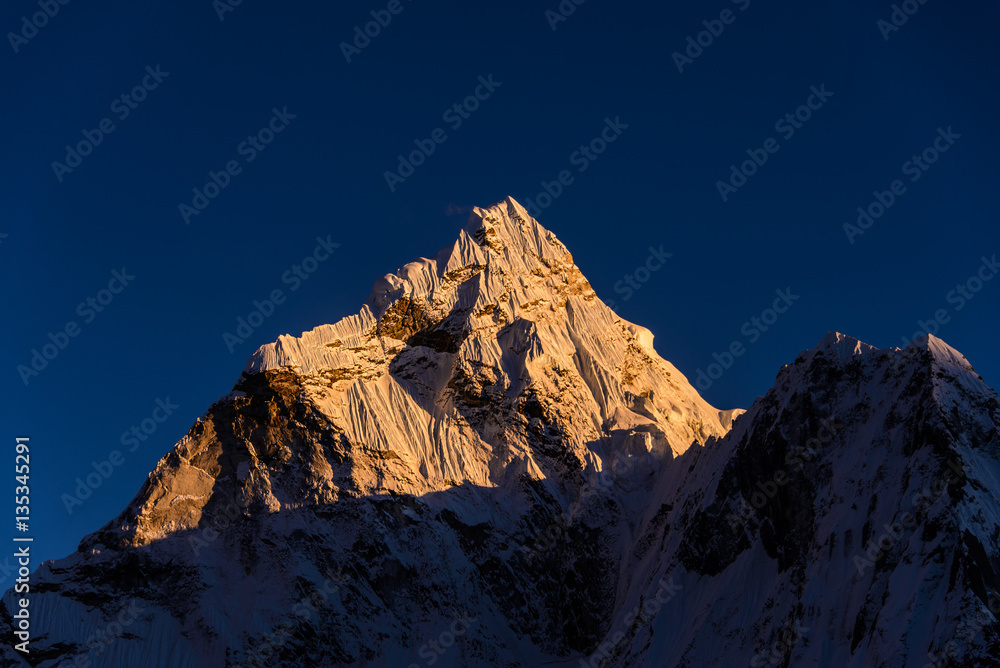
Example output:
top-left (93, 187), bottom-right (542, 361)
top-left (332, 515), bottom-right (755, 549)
top-left (245, 196), bottom-right (580, 375)
top-left (804, 331), bottom-right (979, 374)
top-left (815, 331), bottom-right (878, 358)
top-left (245, 196), bottom-right (614, 374)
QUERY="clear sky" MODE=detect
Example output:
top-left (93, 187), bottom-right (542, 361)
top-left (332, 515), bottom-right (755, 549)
top-left (2, 1), bottom-right (998, 571)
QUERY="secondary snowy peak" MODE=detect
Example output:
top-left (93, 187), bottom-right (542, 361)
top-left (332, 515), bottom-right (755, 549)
top-left (909, 332), bottom-right (980, 374)
top-left (809, 331), bottom-right (975, 370)
top-left (790, 331), bottom-right (885, 369)
top-left (601, 332), bottom-right (1000, 667)
top-left (793, 332), bottom-right (986, 397)
top-left (815, 330), bottom-right (879, 357)
top-left (782, 331), bottom-right (996, 446)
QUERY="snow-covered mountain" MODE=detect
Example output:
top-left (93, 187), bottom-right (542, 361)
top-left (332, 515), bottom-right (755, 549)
top-left (4, 198), bottom-right (998, 667)
top-left (588, 331), bottom-right (1000, 667)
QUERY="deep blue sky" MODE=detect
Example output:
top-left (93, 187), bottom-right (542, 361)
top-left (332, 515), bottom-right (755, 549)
top-left (2, 1), bottom-right (998, 570)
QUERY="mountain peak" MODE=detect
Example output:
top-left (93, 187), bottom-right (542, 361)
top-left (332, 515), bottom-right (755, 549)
top-left (111, 197), bottom-right (735, 548)
top-left (246, 196), bottom-right (583, 376)
top-left (802, 331), bottom-right (982, 384)
top-left (905, 332), bottom-right (984, 390)
top-left (465, 195), bottom-right (533, 235)
top-left (908, 332), bottom-right (971, 363)
top-left (808, 331), bottom-right (881, 364)
top-left (362, 195), bottom-right (571, 318)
